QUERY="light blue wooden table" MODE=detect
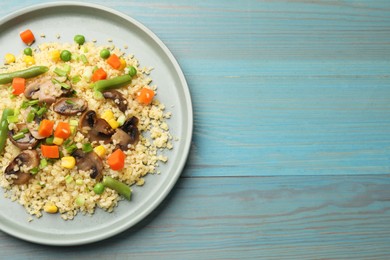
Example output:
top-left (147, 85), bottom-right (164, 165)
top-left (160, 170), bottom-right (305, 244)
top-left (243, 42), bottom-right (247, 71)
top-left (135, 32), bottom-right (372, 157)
top-left (1, 0), bottom-right (390, 259)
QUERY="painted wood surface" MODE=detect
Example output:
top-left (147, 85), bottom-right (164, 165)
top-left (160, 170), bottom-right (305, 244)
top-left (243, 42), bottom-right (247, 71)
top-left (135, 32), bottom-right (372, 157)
top-left (1, 0), bottom-right (390, 259)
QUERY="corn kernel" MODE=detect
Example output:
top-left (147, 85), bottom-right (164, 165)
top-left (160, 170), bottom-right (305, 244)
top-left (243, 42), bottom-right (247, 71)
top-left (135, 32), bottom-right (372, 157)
top-left (93, 145), bottom-right (106, 158)
top-left (43, 203), bottom-right (58, 214)
top-left (61, 156), bottom-right (76, 169)
top-left (50, 50), bottom-right (61, 62)
top-left (108, 118), bottom-right (120, 129)
top-left (24, 56), bottom-right (35, 66)
top-left (4, 53), bottom-right (15, 64)
top-left (101, 110), bottom-right (114, 122)
top-left (53, 137), bottom-right (64, 145)
top-left (119, 58), bottom-right (127, 70)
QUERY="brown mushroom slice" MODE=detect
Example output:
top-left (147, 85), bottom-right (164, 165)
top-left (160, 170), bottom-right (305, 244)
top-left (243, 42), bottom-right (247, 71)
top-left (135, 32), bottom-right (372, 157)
top-left (24, 77), bottom-right (61, 105)
top-left (102, 90), bottom-right (128, 113)
top-left (5, 150), bottom-right (39, 185)
top-left (8, 123), bottom-right (39, 150)
top-left (53, 98), bottom-right (88, 116)
top-left (72, 149), bottom-right (104, 181)
top-left (112, 128), bottom-right (133, 151)
top-left (22, 108), bottom-right (45, 140)
top-left (120, 116), bottom-right (139, 145)
top-left (79, 110), bottom-right (97, 133)
top-left (79, 111), bottom-right (115, 144)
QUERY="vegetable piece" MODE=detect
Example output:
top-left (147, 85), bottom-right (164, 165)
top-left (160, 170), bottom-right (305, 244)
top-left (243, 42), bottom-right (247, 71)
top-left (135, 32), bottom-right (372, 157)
top-left (107, 149), bottom-right (125, 170)
top-left (61, 156), bottom-right (76, 169)
top-left (82, 143), bottom-right (93, 153)
top-left (91, 68), bottom-right (107, 82)
top-left (0, 66), bottom-right (49, 84)
top-left (118, 58), bottom-right (127, 70)
top-left (74, 34), bottom-right (85, 45)
top-left (127, 66), bottom-right (137, 77)
top-left (53, 137), bottom-right (64, 145)
top-left (23, 56), bottom-right (35, 66)
top-left (101, 110), bottom-right (114, 122)
top-left (38, 119), bottom-right (54, 137)
top-left (100, 49), bottom-right (110, 59)
top-left (102, 90), bottom-right (128, 112)
top-left (24, 47), bottom-right (33, 56)
top-left (93, 183), bottom-right (105, 194)
top-left (53, 98), bottom-right (88, 116)
top-left (54, 67), bottom-right (68, 77)
top-left (39, 158), bottom-right (48, 169)
top-left (4, 53), bottom-right (15, 64)
top-left (93, 75), bottom-right (132, 92)
top-left (54, 121), bottom-right (71, 139)
top-left (71, 75), bottom-right (81, 84)
top-left (136, 88), bottom-right (155, 105)
top-left (0, 109), bottom-right (13, 153)
top-left (80, 54), bottom-right (88, 64)
top-left (107, 118), bottom-right (119, 129)
top-left (106, 54), bottom-right (121, 69)
top-left (20, 29), bottom-right (35, 45)
top-left (50, 50), bottom-right (61, 62)
top-left (43, 203), bottom-right (58, 214)
top-left (93, 145), bottom-right (106, 158)
top-left (102, 176), bottom-right (131, 200)
top-left (12, 132), bottom-right (25, 141)
top-left (41, 145), bottom-right (60, 158)
top-left (75, 196), bottom-right (85, 206)
top-left (60, 50), bottom-right (71, 61)
top-left (12, 78), bottom-right (26, 95)
top-left (5, 150), bottom-right (39, 184)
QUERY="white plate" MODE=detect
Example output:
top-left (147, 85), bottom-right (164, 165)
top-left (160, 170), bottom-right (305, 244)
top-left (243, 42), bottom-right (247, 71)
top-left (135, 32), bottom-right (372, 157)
top-left (0, 2), bottom-right (192, 246)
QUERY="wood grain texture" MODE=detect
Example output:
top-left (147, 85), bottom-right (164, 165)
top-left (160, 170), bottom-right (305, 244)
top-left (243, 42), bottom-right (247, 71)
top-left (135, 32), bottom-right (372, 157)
top-left (0, 0), bottom-right (390, 259)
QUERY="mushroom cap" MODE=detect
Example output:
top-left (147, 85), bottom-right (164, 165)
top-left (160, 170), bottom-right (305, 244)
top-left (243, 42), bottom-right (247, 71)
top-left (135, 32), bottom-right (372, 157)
top-left (72, 149), bottom-right (104, 181)
top-left (5, 150), bottom-right (39, 185)
top-left (102, 90), bottom-right (128, 113)
top-left (8, 123), bottom-right (39, 150)
top-left (53, 98), bottom-right (88, 116)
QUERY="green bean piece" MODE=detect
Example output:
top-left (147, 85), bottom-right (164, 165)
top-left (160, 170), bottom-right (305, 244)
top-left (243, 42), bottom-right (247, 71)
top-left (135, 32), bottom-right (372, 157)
top-left (0, 66), bottom-right (49, 84)
top-left (24, 47), bottom-right (33, 56)
top-left (93, 75), bottom-right (132, 92)
top-left (74, 35), bottom-right (85, 45)
top-left (0, 109), bottom-right (14, 153)
top-left (102, 176), bottom-right (131, 200)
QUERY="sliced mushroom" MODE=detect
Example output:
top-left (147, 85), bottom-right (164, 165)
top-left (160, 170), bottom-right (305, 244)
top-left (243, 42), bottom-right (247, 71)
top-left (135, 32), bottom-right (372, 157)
top-left (22, 108), bottom-right (45, 140)
top-left (111, 116), bottom-right (139, 151)
top-left (8, 123), bottom-right (39, 150)
top-left (79, 110), bottom-right (114, 144)
top-left (72, 149), bottom-right (103, 181)
top-left (112, 128), bottom-right (132, 151)
top-left (53, 98), bottom-right (88, 116)
top-left (102, 90), bottom-right (128, 112)
top-left (5, 150), bottom-right (39, 185)
top-left (24, 76), bottom-right (62, 105)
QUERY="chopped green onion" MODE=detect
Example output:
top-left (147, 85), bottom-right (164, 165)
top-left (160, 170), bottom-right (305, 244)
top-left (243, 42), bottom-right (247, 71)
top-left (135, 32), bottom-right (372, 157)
top-left (30, 167), bottom-right (39, 175)
top-left (82, 143), bottom-right (93, 153)
top-left (36, 107), bottom-right (47, 116)
top-left (45, 136), bottom-right (54, 145)
top-left (69, 120), bottom-right (78, 126)
top-left (9, 94), bottom-right (17, 99)
top-left (75, 196), bottom-right (85, 206)
top-left (82, 46), bottom-right (88, 53)
top-left (21, 100), bottom-right (39, 109)
top-left (13, 108), bottom-right (20, 116)
top-left (7, 115), bottom-right (19, 124)
top-left (65, 175), bottom-right (74, 184)
top-left (65, 100), bottom-right (75, 105)
top-left (60, 82), bottom-right (70, 89)
top-left (71, 53), bottom-right (79, 61)
top-left (80, 54), bottom-right (88, 64)
top-left (63, 139), bottom-right (72, 146)
top-left (65, 143), bottom-right (77, 154)
top-left (63, 64), bottom-right (71, 74)
top-left (92, 66), bottom-right (98, 73)
top-left (38, 181), bottom-right (46, 187)
top-left (117, 115), bottom-right (126, 126)
top-left (94, 90), bottom-right (103, 99)
top-left (20, 128), bottom-right (29, 134)
top-left (54, 67), bottom-right (67, 77)
top-left (70, 126), bottom-right (77, 135)
top-left (26, 111), bottom-right (35, 123)
top-left (75, 179), bottom-right (83, 186)
top-left (71, 75), bottom-right (81, 84)
top-left (39, 158), bottom-right (48, 169)
top-left (12, 132), bottom-right (25, 140)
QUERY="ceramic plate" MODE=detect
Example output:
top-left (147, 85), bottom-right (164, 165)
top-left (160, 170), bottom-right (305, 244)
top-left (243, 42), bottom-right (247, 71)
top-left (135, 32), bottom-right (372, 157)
top-left (0, 2), bottom-right (192, 246)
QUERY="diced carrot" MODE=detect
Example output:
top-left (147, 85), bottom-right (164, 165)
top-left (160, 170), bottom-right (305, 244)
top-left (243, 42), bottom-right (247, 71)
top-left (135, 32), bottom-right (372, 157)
top-left (136, 88), bottom-right (155, 105)
top-left (20, 29), bottom-right (35, 45)
top-left (12, 78), bottom-right (26, 95)
top-left (91, 68), bottom-right (107, 82)
top-left (38, 119), bottom-right (54, 137)
top-left (54, 122), bottom-right (71, 139)
top-left (106, 54), bottom-right (121, 69)
top-left (107, 149), bottom-right (126, 171)
top-left (41, 145), bottom-right (60, 158)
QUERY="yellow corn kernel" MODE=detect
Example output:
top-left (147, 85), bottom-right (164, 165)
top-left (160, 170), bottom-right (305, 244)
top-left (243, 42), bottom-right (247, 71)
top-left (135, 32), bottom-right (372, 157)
top-left (4, 53), bottom-right (15, 64)
top-left (119, 58), bottom-right (127, 70)
top-left (24, 56), bottom-right (35, 66)
top-left (50, 50), bottom-right (61, 62)
top-left (101, 110), bottom-right (114, 122)
top-left (53, 137), bottom-right (64, 145)
top-left (43, 203), bottom-right (58, 214)
top-left (61, 156), bottom-right (76, 169)
top-left (108, 118), bottom-right (120, 129)
top-left (93, 145), bottom-right (106, 158)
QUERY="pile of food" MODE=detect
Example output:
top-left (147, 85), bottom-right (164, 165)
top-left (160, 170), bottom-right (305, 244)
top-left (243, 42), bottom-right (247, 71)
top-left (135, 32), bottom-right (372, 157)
top-left (0, 30), bottom-right (173, 220)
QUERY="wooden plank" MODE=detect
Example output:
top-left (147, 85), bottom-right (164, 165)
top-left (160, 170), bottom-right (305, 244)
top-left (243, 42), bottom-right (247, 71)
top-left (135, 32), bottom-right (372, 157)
top-left (0, 176), bottom-right (389, 259)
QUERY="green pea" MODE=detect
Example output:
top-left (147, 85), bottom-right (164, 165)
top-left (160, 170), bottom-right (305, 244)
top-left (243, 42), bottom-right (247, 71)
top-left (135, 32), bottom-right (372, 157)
top-left (100, 49), bottom-right (110, 59)
top-left (23, 47), bottom-right (33, 56)
top-left (60, 50), bottom-right (72, 62)
top-left (93, 183), bottom-right (105, 195)
top-left (127, 66), bottom-right (137, 77)
top-left (74, 35), bottom-right (85, 45)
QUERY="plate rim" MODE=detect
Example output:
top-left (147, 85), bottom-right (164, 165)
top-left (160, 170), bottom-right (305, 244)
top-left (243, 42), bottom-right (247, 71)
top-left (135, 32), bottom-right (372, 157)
top-left (0, 1), bottom-right (193, 246)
